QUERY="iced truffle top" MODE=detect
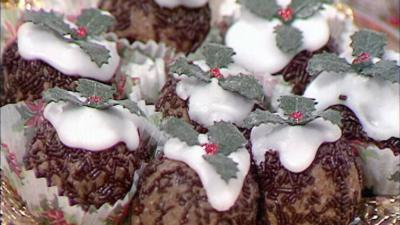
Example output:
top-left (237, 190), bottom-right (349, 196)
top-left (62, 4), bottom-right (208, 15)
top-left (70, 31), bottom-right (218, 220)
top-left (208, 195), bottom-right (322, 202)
top-left (42, 79), bottom-right (147, 151)
top-left (154, 0), bottom-right (208, 9)
top-left (304, 30), bottom-right (400, 141)
top-left (226, 0), bottom-right (332, 74)
top-left (162, 118), bottom-right (250, 211)
top-left (171, 44), bottom-right (264, 127)
top-left (17, 9), bottom-right (120, 82)
top-left (244, 96), bottom-right (343, 172)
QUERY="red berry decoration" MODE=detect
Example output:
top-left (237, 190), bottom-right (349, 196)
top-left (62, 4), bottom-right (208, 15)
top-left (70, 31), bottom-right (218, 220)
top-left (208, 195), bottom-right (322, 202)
top-left (202, 143), bottom-right (219, 155)
top-left (88, 95), bottom-right (102, 104)
top-left (352, 52), bottom-right (371, 64)
top-left (278, 7), bottom-right (294, 22)
top-left (210, 68), bottom-right (223, 79)
top-left (289, 111), bottom-right (304, 122)
top-left (76, 26), bottom-right (88, 38)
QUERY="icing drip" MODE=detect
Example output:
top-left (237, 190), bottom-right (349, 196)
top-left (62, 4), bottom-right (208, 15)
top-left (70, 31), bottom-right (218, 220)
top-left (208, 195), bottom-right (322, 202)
top-left (225, 3), bottom-right (330, 74)
top-left (154, 0), bottom-right (208, 8)
top-left (163, 137), bottom-right (250, 211)
top-left (251, 118), bottom-right (341, 172)
top-left (17, 22), bottom-right (120, 82)
top-left (304, 72), bottom-right (400, 141)
top-left (44, 102), bottom-right (140, 151)
top-left (176, 78), bottom-right (254, 127)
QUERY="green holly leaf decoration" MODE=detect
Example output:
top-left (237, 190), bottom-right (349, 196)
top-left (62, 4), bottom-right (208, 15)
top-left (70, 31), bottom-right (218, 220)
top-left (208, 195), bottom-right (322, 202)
top-left (202, 43), bottom-right (235, 69)
top-left (170, 57), bottom-right (210, 82)
top-left (290, 0), bottom-right (328, 19)
top-left (242, 109), bottom-right (286, 128)
top-left (112, 99), bottom-right (146, 117)
top-left (42, 87), bottom-right (84, 105)
top-left (279, 95), bottom-right (316, 124)
top-left (351, 30), bottom-right (387, 58)
top-left (319, 109), bottom-right (342, 126)
top-left (307, 52), bottom-right (353, 76)
top-left (203, 154), bottom-right (239, 183)
top-left (24, 10), bottom-right (73, 37)
top-left (161, 117), bottom-right (200, 146)
top-left (360, 60), bottom-right (400, 83)
top-left (242, 0), bottom-right (279, 20)
top-left (275, 25), bottom-right (303, 55)
top-left (219, 74), bottom-right (264, 101)
top-left (76, 79), bottom-right (114, 103)
top-left (208, 122), bottom-right (246, 156)
top-left (75, 40), bottom-right (111, 67)
top-left (76, 9), bottom-right (115, 36)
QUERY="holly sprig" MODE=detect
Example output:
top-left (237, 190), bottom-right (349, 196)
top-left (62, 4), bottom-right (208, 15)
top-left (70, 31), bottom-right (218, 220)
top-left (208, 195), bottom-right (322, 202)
top-left (43, 79), bottom-right (146, 117)
top-left (243, 95), bottom-right (342, 128)
top-left (241, 0), bottom-right (332, 55)
top-left (162, 118), bottom-right (246, 183)
top-left (170, 43), bottom-right (264, 102)
top-left (24, 9), bottom-right (115, 67)
top-left (307, 30), bottom-right (400, 83)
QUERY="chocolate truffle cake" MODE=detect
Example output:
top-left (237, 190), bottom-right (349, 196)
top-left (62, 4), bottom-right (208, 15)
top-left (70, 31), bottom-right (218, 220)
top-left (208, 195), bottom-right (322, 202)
top-left (156, 43), bottom-right (264, 132)
top-left (225, 0), bottom-right (338, 95)
top-left (23, 79), bottom-right (153, 210)
top-left (304, 29), bottom-right (400, 155)
top-left (244, 96), bottom-right (362, 225)
top-left (132, 118), bottom-right (259, 224)
top-left (98, 0), bottom-right (211, 53)
top-left (1, 9), bottom-right (120, 106)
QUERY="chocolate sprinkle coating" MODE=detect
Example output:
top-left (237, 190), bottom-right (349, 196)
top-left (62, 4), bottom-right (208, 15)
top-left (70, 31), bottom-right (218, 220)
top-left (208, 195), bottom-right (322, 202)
top-left (257, 137), bottom-right (363, 225)
top-left (24, 120), bottom-right (152, 211)
top-left (1, 42), bottom-right (78, 106)
top-left (275, 43), bottom-right (335, 95)
top-left (98, 0), bottom-right (211, 53)
top-left (131, 158), bottom-right (259, 225)
top-left (330, 105), bottom-right (400, 155)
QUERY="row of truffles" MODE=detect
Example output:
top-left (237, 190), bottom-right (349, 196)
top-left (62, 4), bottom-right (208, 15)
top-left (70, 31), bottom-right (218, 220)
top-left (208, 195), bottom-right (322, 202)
top-left (0, 0), bottom-right (399, 225)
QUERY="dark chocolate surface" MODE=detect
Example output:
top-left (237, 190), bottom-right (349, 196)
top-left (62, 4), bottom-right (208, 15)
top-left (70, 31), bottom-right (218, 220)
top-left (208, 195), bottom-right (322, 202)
top-left (99, 0), bottom-right (211, 53)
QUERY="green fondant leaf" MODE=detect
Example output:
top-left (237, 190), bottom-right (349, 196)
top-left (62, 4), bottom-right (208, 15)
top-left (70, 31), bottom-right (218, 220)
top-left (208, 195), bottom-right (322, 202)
top-left (360, 60), bottom-right (400, 83)
top-left (24, 10), bottom-right (73, 37)
top-left (203, 154), bottom-right (239, 183)
top-left (351, 30), bottom-right (387, 58)
top-left (241, 0), bottom-right (279, 20)
top-left (170, 57), bottom-right (210, 82)
top-left (208, 122), bottom-right (246, 156)
top-left (75, 40), bottom-right (111, 67)
top-left (161, 117), bottom-right (200, 146)
top-left (76, 79), bottom-right (115, 103)
top-left (307, 52), bottom-right (353, 76)
top-left (76, 9), bottom-right (115, 36)
top-left (275, 25), bottom-right (303, 55)
top-left (42, 87), bottom-right (83, 105)
top-left (279, 95), bottom-right (316, 124)
top-left (219, 74), bottom-right (264, 101)
top-left (112, 99), bottom-right (146, 117)
top-left (202, 43), bottom-right (235, 69)
top-left (319, 109), bottom-right (342, 126)
top-left (290, 0), bottom-right (328, 19)
top-left (242, 109), bottom-right (286, 128)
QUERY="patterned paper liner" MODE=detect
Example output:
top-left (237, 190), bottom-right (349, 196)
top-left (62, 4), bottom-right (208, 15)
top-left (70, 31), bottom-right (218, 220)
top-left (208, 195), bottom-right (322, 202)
top-left (0, 101), bottom-right (163, 225)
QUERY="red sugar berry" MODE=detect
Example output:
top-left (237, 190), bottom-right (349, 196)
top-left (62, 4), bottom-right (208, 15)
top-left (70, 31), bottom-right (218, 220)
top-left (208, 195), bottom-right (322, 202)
top-left (278, 7), bottom-right (294, 22)
top-left (210, 68), bottom-right (223, 79)
top-left (202, 143), bottom-right (219, 155)
top-left (88, 95), bottom-right (102, 104)
top-left (76, 26), bottom-right (88, 38)
top-left (290, 111), bottom-right (304, 122)
top-left (352, 52), bottom-right (371, 64)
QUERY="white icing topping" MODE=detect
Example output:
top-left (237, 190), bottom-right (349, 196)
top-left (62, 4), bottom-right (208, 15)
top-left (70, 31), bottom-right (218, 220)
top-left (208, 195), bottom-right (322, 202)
top-left (164, 138), bottom-right (250, 211)
top-left (251, 118), bottom-right (341, 172)
top-left (154, 0), bottom-right (208, 9)
top-left (304, 72), bottom-right (400, 141)
top-left (225, 4), bottom-right (330, 74)
top-left (17, 22), bottom-right (120, 82)
top-left (176, 78), bottom-right (254, 127)
top-left (44, 102), bottom-right (140, 151)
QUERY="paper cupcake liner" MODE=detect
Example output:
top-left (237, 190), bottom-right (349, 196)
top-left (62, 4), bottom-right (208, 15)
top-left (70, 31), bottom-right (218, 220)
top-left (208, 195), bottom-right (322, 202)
top-left (0, 101), bottom-right (163, 225)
